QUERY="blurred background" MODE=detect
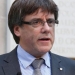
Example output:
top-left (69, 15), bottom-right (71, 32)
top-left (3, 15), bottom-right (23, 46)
top-left (0, 0), bottom-right (75, 59)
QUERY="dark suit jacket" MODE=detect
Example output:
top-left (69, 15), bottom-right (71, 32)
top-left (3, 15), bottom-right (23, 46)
top-left (0, 47), bottom-right (75, 75)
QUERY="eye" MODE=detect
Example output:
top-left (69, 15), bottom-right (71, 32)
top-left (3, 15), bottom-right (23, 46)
top-left (31, 20), bottom-right (41, 25)
top-left (32, 21), bottom-right (39, 24)
top-left (47, 19), bottom-right (55, 24)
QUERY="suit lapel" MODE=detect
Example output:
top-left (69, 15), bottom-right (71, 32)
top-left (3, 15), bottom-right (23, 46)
top-left (50, 52), bottom-right (65, 75)
top-left (2, 47), bottom-right (21, 75)
top-left (2, 47), bottom-right (65, 75)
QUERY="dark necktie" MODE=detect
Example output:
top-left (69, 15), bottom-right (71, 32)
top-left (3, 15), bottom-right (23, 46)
top-left (31, 59), bottom-right (44, 75)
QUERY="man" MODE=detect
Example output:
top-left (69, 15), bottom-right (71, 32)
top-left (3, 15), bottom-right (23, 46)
top-left (0, 0), bottom-right (75, 75)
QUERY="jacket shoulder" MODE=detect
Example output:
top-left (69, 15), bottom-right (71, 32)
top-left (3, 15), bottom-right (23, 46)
top-left (0, 47), bottom-right (17, 65)
top-left (51, 52), bottom-right (75, 65)
top-left (0, 53), bottom-right (9, 65)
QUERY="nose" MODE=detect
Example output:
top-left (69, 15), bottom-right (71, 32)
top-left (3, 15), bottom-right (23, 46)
top-left (41, 22), bottom-right (50, 33)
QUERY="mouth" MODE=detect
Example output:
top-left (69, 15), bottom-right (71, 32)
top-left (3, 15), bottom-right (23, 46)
top-left (38, 37), bottom-right (51, 46)
top-left (38, 37), bottom-right (52, 47)
top-left (38, 38), bottom-right (50, 41)
top-left (39, 38), bottom-right (50, 41)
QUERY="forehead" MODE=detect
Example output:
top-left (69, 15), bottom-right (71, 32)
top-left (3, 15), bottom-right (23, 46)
top-left (24, 9), bottom-right (54, 21)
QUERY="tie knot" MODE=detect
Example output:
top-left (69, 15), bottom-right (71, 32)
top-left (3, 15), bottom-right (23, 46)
top-left (31, 58), bottom-right (44, 69)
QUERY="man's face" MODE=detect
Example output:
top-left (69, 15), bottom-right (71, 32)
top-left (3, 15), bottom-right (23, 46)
top-left (14, 9), bottom-right (55, 57)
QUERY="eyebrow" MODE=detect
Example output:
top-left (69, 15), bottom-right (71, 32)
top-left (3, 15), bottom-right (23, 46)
top-left (27, 18), bottom-right (55, 22)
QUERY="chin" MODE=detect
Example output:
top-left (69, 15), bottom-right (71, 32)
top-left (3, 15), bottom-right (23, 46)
top-left (39, 46), bottom-right (51, 53)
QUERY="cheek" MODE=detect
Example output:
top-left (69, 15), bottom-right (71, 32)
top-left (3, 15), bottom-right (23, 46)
top-left (23, 30), bottom-right (37, 43)
top-left (28, 30), bottom-right (40, 47)
top-left (53, 27), bottom-right (55, 36)
top-left (24, 32), bottom-right (38, 49)
top-left (52, 26), bottom-right (55, 33)
top-left (21, 31), bottom-right (34, 47)
top-left (50, 27), bottom-right (55, 42)
top-left (52, 29), bottom-right (55, 37)
top-left (53, 28), bottom-right (55, 41)
top-left (21, 26), bottom-right (41, 45)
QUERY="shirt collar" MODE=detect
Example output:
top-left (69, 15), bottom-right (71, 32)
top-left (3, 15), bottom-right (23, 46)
top-left (17, 44), bottom-right (50, 68)
top-left (41, 52), bottom-right (50, 68)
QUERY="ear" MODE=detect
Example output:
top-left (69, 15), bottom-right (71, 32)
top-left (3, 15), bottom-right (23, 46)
top-left (14, 25), bottom-right (21, 37)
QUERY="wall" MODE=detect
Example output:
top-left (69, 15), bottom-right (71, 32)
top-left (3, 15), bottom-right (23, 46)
top-left (0, 0), bottom-right (7, 54)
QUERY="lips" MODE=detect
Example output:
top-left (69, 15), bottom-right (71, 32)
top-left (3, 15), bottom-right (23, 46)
top-left (37, 36), bottom-right (52, 46)
top-left (38, 37), bottom-right (51, 46)
top-left (38, 37), bottom-right (51, 42)
top-left (39, 38), bottom-right (50, 41)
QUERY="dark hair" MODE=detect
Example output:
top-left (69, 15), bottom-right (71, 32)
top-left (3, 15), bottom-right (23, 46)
top-left (8, 0), bottom-right (59, 44)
